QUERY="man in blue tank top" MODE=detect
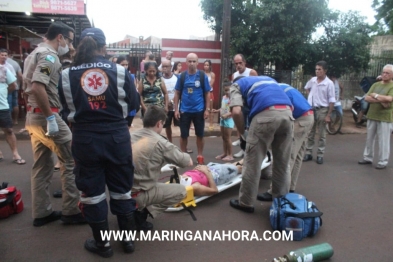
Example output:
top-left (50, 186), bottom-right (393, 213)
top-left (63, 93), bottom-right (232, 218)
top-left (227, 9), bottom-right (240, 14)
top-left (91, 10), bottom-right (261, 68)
top-left (228, 76), bottom-right (294, 213)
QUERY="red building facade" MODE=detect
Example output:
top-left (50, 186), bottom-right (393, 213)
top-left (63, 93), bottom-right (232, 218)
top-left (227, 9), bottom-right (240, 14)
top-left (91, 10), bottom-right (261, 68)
top-left (161, 38), bottom-right (221, 108)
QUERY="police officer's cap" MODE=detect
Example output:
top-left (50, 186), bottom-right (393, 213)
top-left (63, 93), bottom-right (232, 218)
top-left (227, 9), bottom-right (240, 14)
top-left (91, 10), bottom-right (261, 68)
top-left (81, 28), bottom-right (106, 46)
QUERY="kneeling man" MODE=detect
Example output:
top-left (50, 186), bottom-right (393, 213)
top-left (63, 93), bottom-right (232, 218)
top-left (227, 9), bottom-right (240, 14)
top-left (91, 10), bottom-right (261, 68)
top-left (131, 106), bottom-right (193, 230)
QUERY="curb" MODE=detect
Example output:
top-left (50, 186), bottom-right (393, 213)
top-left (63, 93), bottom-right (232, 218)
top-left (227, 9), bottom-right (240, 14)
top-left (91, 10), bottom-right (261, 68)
top-left (2, 110), bottom-right (367, 141)
top-left (6, 126), bottom-right (367, 141)
top-left (6, 127), bottom-right (236, 141)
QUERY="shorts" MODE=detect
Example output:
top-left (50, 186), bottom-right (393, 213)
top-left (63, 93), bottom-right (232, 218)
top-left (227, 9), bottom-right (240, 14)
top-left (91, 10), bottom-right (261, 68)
top-left (361, 99), bottom-right (369, 112)
top-left (220, 118), bottom-right (234, 128)
top-left (164, 111), bottom-right (179, 128)
top-left (207, 162), bottom-right (238, 186)
top-left (242, 106), bottom-right (250, 129)
top-left (179, 111), bottom-right (205, 138)
top-left (0, 110), bottom-right (13, 128)
top-left (7, 90), bottom-right (18, 109)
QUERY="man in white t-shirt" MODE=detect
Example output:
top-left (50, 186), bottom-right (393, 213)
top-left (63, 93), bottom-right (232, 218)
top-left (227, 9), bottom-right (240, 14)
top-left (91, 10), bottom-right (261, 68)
top-left (231, 54), bottom-right (258, 158)
top-left (162, 59), bottom-right (179, 142)
top-left (7, 54), bottom-right (23, 125)
top-left (158, 51), bottom-right (174, 72)
top-left (0, 65), bottom-right (25, 165)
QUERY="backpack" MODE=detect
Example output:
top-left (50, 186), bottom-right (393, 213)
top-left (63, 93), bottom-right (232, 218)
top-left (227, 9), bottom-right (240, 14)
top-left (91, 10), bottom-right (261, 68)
top-left (0, 182), bottom-right (24, 219)
top-left (269, 193), bottom-right (323, 241)
top-left (360, 76), bottom-right (377, 94)
top-left (178, 70), bottom-right (206, 110)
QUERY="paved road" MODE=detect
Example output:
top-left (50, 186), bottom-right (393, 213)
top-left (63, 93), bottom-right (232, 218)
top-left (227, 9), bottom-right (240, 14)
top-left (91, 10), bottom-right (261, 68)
top-left (0, 134), bottom-right (392, 261)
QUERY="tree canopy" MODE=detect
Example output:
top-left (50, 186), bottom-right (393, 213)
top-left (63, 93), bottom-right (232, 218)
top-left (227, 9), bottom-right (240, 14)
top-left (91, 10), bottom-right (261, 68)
top-left (303, 11), bottom-right (373, 77)
top-left (372, 0), bottom-right (393, 34)
top-left (200, 0), bottom-right (374, 76)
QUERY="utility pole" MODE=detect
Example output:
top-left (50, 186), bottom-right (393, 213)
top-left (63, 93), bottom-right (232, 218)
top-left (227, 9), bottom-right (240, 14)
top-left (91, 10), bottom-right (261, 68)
top-left (219, 0), bottom-right (231, 101)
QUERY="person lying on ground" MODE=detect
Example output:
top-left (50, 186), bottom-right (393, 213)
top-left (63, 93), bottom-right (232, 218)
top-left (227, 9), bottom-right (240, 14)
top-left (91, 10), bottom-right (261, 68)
top-left (179, 162), bottom-right (242, 196)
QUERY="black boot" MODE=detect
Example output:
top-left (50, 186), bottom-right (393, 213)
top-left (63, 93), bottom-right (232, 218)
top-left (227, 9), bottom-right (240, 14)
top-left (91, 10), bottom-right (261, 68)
top-left (85, 220), bottom-right (114, 258)
top-left (135, 208), bottom-right (154, 231)
top-left (117, 213), bottom-right (136, 253)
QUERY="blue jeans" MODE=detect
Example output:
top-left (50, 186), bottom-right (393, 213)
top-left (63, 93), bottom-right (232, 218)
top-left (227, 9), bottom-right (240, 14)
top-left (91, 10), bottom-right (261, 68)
top-left (334, 105), bottom-right (343, 116)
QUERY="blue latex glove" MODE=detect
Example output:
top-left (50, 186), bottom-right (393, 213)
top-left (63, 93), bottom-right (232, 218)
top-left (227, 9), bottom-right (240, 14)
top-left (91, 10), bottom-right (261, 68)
top-left (46, 115), bottom-right (59, 136)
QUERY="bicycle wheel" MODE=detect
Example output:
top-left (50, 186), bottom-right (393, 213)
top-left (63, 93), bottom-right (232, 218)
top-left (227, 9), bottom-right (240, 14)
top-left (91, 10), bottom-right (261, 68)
top-left (326, 110), bottom-right (343, 135)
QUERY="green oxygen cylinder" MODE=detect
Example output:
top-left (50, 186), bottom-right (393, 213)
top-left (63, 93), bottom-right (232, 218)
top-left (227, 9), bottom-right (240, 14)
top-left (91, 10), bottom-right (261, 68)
top-left (272, 243), bottom-right (334, 262)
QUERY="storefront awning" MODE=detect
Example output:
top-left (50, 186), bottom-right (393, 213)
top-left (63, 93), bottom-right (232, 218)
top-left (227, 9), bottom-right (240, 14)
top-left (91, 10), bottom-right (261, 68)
top-left (0, 26), bottom-right (43, 39)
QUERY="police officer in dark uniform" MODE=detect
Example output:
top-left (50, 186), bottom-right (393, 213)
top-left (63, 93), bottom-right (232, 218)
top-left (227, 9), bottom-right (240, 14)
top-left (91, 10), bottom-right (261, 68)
top-left (58, 28), bottom-right (140, 258)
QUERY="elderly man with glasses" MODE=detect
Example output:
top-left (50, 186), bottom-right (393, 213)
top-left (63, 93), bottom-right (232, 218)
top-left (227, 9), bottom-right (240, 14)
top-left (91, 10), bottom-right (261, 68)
top-left (358, 64), bottom-right (393, 169)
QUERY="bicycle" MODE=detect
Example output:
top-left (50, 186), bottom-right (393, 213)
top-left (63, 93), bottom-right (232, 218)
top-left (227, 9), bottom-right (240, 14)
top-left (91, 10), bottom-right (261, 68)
top-left (325, 109), bottom-right (343, 135)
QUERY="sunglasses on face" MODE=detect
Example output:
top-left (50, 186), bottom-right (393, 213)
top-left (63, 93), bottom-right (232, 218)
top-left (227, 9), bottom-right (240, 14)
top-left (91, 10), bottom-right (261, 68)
top-left (63, 35), bottom-right (74, 44)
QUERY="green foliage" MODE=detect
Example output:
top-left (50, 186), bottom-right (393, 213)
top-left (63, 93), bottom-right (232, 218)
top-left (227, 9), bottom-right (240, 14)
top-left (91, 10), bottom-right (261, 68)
top-left (200, 0), bottom-right (329, 70)
top-left (200, 0), bottom-right (224, 36)
top-left (200, 0), bottom-right (374, 76)
top-left (372, 0), bottom-right (393, 34)
top-left (303, 11), bottom-right (373, 77)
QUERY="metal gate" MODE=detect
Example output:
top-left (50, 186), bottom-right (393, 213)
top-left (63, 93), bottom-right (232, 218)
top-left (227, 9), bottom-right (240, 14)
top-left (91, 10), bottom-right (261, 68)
top-left (106, 43), bottom-right (161, 77)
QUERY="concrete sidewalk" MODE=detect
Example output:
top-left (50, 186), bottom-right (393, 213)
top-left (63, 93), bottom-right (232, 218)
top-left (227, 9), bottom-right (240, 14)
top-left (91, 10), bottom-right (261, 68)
top-left (1, 110), bottom-right (367, 140)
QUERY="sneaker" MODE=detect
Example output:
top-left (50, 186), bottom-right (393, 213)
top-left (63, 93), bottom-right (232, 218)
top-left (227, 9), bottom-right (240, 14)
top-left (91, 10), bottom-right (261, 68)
top-left (234, 150), bottom-right (244, 158)
top-left (33, 211), bottom-right (62, 227)
top-left (197, 155), bottom-right (205, 165)
top-left (375, 164), bottom-right (387, 169)
top-left (232, 139), bottom-right (240, 146)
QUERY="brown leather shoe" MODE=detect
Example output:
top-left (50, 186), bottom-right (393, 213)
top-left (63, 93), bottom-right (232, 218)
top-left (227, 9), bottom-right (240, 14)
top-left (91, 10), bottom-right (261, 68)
top-left (229, 199), bottom-right (254, 213)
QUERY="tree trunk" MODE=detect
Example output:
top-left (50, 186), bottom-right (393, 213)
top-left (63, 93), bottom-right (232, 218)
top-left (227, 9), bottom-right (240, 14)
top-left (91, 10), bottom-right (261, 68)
top-left (215, 31), bottom-right (221, 41)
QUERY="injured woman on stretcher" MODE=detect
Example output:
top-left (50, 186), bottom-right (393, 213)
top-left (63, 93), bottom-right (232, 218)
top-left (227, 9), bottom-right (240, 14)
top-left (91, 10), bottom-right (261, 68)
top-left (178, 161), bottom-right (243, 196)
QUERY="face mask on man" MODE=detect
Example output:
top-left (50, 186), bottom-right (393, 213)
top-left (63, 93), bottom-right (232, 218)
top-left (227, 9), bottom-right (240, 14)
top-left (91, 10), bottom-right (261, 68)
top-left (58, 36), bottom-right (69, 56)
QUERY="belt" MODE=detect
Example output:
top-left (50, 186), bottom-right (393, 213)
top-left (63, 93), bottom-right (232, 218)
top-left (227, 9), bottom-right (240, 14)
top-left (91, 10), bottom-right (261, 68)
top-left (265, 105), bottom-right (292, 111)
top-left (313, 106), bottom-right (327, 110)
top-left (131, 191), bottom-right (143, 198)
top-left (302, 110), bottom-right (314, 116)
top-left (27, 106), bottom-right (59, 113)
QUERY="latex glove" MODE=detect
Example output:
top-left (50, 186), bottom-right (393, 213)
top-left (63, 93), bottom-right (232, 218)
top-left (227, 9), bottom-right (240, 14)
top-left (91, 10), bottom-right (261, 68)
top-left (46, 115), bottom-right (59, 136)
top-left (240, 130), bottom-right (248, 151)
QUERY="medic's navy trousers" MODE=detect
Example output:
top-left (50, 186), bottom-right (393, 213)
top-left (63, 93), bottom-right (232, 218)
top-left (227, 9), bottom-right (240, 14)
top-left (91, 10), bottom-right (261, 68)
top-left (72, 124), bottom-right (136, 222)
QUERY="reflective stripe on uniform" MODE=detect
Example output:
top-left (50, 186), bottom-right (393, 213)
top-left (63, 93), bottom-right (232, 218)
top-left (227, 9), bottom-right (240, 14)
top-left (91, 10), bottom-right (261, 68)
top-left (283, 86), bottom-right (294, 93)
top-left (110, 190), bottom-right (132, 200)
top-left (61, 68), bottom-right (76, 122)
top-left (80, 192), bottom-right (106, 205)
top-left (116, 65), bottom-right (129, 118)
top-left (247, 80), bottom-right (277, 96)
